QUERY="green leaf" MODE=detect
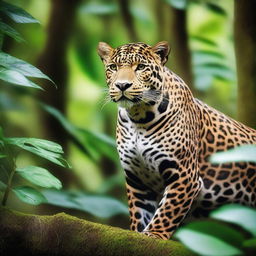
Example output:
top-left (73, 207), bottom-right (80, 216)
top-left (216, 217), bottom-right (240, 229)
top-left (80, 2), bottom-right (118, 15)
top-left (0, 22), bottom-right (24, 42)
top-left (42, 189), bottom-right (129, 218)
top-left (41, 103), bottom-right (91, 157)
top-left (12, 186), bottom-right (47, 205)
top-left (16, 166), bottom-right (62, 190)
top-left (0, 1), bottom-right (39, 24)
top-left (193, 50), bottom-right (225, 66)
top-left (0, 154), bottom-right (6, 159)
top-left (211, 204), bottom-right (256, 237)
top-left (164, 0), bottom-right (189, 10)
top-left (42, 104), bottom-right (118, 162)
top-left (5, 137), bottom-right (70, 168)
top-left (191, 35), bottom-right (217, 46)
top-left (0, 67), bottom-right (42, 89)
top-left (243, 238), bottom-right (256, 249)
top-left (73, 194), bottom-right (128, 218)
top-left (206, 3), bottom-right (226, 16)
top-left (79, 128), bottom-right (118, 162)
top-left (210, 145), bottom-right (256, 164)
top-left (194, 64), bottom-right (234, 81)
top-left (0, 52), bottom-right (54, 83)
top-left (174, 221), bottom-right (244, 256)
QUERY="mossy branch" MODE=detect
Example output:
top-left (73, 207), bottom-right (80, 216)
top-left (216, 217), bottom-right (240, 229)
top-left (0, 207), bottom-right (192, 256)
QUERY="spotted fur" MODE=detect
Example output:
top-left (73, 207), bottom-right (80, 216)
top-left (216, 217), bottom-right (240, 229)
top-left (97, 41), bottom-right (256, 240)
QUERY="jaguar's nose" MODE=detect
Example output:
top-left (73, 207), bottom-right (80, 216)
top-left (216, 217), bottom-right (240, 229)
top-left (115, 82), bottom-right (133, 91)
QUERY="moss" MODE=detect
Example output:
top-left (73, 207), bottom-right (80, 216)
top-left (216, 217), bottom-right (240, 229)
top-left (0, 207), bottom-right (193, 256)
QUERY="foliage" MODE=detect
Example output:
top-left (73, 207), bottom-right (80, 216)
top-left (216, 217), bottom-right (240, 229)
top-left (0, 130), bottom-right (68, 205)
top-left (175, 204), bottom-right (256, 256)
top-left (210, 145), bottom-right (256, 164)
top-left (0, 2), bottom-right (51, 89)
top-left (42, 189), bottom-right (128, 218)
top-left (42, 103), bottom-right (119, 163)
top-left (0, 1), bottom-right (127, 218)
top-left (0, 1), bottom-right (65, 206)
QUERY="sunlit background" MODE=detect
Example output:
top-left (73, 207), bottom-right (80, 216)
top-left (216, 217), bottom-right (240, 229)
top-left (1, 0), bottom-right (237, 229)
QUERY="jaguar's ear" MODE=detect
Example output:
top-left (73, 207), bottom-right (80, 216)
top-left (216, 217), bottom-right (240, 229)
top-left (152, 41), bottom-right (170, 65)
top-left (97, 42), bottom-right (113, 61)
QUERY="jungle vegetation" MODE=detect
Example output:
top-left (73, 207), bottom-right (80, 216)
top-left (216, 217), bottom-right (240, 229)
top-left (0, 0), bottom-right (256, 255)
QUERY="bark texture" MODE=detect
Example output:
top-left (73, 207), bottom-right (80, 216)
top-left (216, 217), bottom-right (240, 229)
top-left (168, 7), bottom-right (195, 93)
top-left (235, 0), bottom-right (256, 128)
top-left (37, 0), bottom-right (81, 186)
top-left (0, 207), bottom-right (192, 256)
top-left (37, 0), bottom-right (80, 145)
top-left (117, 0), bottom-right (138, 41)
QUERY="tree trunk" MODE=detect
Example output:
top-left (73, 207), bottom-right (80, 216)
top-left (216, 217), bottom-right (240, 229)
top-left (235, 0), bottom-right (256, 128)
top-left (0, 207), bottom-right (192, 256)
top-left (37, 0), bottom-right (80, 146)
top-left (168, 7), bottom-right (195, 93)
top-left (37, 0), bottom-right (81, 186)
top-left (117, 0), bottom-right (138, 42)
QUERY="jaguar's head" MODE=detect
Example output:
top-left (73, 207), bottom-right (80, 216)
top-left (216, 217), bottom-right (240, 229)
top-left (98, 41), bottom-right (170, 108)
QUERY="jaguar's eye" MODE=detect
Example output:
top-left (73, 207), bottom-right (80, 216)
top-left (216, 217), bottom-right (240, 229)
top-left (109, 64), bottom-right (117, 71)
top-left (136, 64), bottom-right (146, 71)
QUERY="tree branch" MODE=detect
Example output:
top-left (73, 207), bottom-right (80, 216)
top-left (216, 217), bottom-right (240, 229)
top-left (0, 207), bottom-right (192, 256)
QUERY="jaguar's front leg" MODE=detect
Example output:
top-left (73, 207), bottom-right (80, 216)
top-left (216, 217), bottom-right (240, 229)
top-left (143, 161), bottom-right (202, 240)
top-left (125, 171), bottom-right (159, 232)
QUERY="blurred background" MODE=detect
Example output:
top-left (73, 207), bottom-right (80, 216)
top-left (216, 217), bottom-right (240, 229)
top-left (0, 0), bottom-right (254, 230)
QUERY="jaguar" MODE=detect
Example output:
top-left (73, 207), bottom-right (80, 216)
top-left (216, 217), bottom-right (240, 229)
top-left (97, 41), bottom-right (256, 240)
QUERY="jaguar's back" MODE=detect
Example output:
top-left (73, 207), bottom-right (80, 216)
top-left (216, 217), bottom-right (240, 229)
top-left (195, 99), bottom-right (256, 216)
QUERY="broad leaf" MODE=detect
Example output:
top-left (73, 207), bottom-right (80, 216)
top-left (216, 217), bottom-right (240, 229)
top-left (0, 154), bottom-right (6, 159)
top-left (41, 103), bottom-right (91, 157)
top-left (0, 22), bottom-right (24, 42)
top-left (243, 238), bottom-right (256, 249)
top-left (12, 186), bottom-right (47, 205)
top-left (174, 221), bottom-right (244, 256)
top-left (0, 1), bottom-right (39, 23)
top-left (73, 193), bottom-right (128, 218)
top-left (191, 35), bottom-right (217, 46)
top-left (16, 166), bottom-right (62, 190)
top-left (211, 204), bottom-right (256, 237)
top-left (5, 137), bottom-right (70, 168)
top-left (42, 189), bottom-right (129, 218)
top-left (0, 52), bottom-right (53, 82)
top-left (0, 67), bottom-right (42, 89)
top-left (210, 145), bottom-right (256, 164)
top-left (42, 104), bottom-right (118, 162)
top-left (79, 128), bottom-right (118, 162)
top-left (194, 64), bottom-right (234, 81)
top-left (193, 50), bottom-right (225, 66)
